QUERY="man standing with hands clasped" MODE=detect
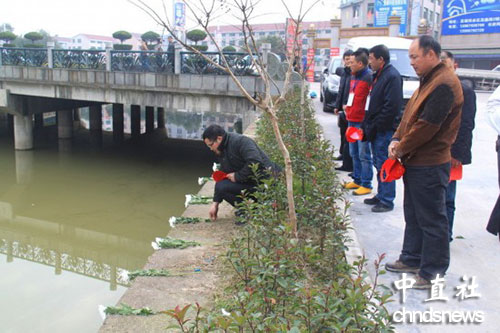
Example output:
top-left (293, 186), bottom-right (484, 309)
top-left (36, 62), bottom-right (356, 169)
top-left (343, 49), bottom-right (373, 195)
top-left (363, 44), bottom-right (403, 213)
top-left (385, 36), bottom-right (463, 289)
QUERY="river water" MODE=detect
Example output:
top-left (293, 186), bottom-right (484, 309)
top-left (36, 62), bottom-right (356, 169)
top-left (0, 112), bottom-right (229, 332)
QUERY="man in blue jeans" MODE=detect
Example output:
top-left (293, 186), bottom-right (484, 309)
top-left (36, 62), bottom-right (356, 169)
top-left (363, 44), bottom-right (403, 212)
top-left (343, 49), bottom-right (373, 195)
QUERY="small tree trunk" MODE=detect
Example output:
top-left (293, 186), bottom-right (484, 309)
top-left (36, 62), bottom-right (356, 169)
top-left (268, 109), bottom-right (297, 235)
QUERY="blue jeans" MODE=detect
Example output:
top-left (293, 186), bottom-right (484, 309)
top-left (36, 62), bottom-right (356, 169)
top-left (371, 130), bottom-right (396, 208)
top-left (399, 163), bottom-right (450, 281)
top-left (445, 180), bottom-right (457, 241)
top-left (348, 121), bottom-right (372, 188)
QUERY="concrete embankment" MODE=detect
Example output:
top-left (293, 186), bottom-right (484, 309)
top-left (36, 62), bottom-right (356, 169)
top-left (99, 179), bottom-right (235, 332)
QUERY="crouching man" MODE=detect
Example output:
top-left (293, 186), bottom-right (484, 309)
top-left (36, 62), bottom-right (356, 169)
top-left (203, 124), bottom-right (277, 223)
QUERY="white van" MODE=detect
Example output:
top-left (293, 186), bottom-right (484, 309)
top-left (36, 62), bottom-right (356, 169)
top-left (344, 36), bottom-right (419, 103)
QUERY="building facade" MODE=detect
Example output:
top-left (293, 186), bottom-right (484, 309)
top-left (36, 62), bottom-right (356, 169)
top-left (339, 0), bottom-right (441, 38)
top-left (440, 0), bottom-right (500, 70)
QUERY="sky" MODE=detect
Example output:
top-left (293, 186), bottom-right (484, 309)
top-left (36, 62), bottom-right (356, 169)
top-left (2, 0), bottom-right (340, 38)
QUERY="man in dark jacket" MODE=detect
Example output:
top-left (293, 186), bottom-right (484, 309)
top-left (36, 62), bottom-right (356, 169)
top-left (441, 51), bottom-right (477, 241)
top-left (203, 124), bottom-right (275, 222)
top-left (364, 44), bottom-right (403, 212)
top-left (334, 50), bottom-right (354, 172)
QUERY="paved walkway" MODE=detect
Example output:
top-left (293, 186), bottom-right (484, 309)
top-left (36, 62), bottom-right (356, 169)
top-left (312, 82), bottom-right (500, 333)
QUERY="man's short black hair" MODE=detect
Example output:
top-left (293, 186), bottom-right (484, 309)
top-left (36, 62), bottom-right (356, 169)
top-left (441, 50), bottom-right (454, 61)
top-left (203, 124), bottom-right (226, 141)
top-left (369, 44), bottom-right (390, 63)
top-left (418, 35), bottom-right (441, 57)
top-left (343, 49), bottom-right (354, 58)
top-left (352, 49), bottom-right (368, 66)
top-left (356, 47), bottom-right (369, 57)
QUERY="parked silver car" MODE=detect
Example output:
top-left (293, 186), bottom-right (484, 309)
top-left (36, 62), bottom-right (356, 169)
top-left (320, 56), bottom-right (343, 112)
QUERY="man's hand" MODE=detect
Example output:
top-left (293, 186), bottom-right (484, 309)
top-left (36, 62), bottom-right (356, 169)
top-left (388, 141), bottom-right (400, 159)
top-left (209, 202), bottom-right (219, 222)
top-left (451, 157), bottom-right (462, 168)
top-left (227, 172), bottom-right (236, 182)
top-left (334, 108), bottom-right (339, 114)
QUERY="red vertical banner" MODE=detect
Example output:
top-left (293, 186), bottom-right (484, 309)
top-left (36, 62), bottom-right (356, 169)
top-left (285, 18), bottom-right (302, 58)
top-left (306, 48), bottom-right (315, 82)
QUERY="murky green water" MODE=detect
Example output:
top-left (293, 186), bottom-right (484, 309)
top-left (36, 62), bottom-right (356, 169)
top-left (0, 125), bottom-right (215, 332)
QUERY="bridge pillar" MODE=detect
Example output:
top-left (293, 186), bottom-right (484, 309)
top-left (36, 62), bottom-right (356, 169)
top-left (112, 103), bottom-right (124, 143)
top-left (15, 150), bottom-right (34, 184)
top-left (58, 110), bottom-right (73, 139)
top-left (131, 105), bottom-right (141, 139)
top-left (146, 106), bottom-right (154, 133)
top-left (89, 105), bottom-right (102, 132)
top-left (7, 114), bottom-right (14, 137)
top-left (14, 115), bottom-right (33, 150)
top-left (157, 107), bottom-right (165, 128)
top-left (89, 105), bottom-right (102, 146)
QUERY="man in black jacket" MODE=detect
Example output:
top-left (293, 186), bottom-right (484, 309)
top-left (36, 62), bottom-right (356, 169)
top-left (441, 51), bottom-right (477, 241)
top-left (334, 50), bottom-right (354, 172)
top-left (203, 124), bottom-right (275, 222)
top-left (364, 44), bottom-right (403, 212)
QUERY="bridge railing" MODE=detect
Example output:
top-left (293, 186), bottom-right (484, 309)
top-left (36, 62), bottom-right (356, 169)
top-left (52, 49), bottom-right (106, 70)
top-left (180, 51), bottom-right (257, 76)
top-left (110, 50), bottom-right (174, 73)
top-left (0, 47), bottom-right (48, 67)
top-left (0, 47), bottom-right (259, 76)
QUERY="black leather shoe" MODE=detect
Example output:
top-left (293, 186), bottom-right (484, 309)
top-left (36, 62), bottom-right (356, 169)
top-left (371, 203), bottom-right (393, 213)
top-left (364, 196), bottom-right (380, 205)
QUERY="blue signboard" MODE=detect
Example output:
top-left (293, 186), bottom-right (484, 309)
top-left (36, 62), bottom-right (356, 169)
top-left (442, 0), bottom-right (500, 35)
top-left (174, 1), bottom-right (186, 28)
top-left (374, 0), bottom-right (408, 35)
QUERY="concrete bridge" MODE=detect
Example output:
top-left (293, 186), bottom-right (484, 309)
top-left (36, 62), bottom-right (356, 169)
top-left (0, 45), bottom-right (295, 150)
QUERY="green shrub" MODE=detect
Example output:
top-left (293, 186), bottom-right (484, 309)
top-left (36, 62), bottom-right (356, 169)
top-left (190, 45), bottom-right (208, 51)
top-left (113, 44), bottom-right (133, 50)
top-left (112, 30), bottom-right (132, 43)
top-left (186, 29), bottom-right (207, 44)
top-left (222, 45), bottom-right (236, 53)
top-left (24, 31), bottom-right (43, 43)
top-left (2, 43), bottom-right (16, 48)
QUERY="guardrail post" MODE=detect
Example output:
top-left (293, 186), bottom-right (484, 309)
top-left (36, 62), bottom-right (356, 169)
top-left (261, 43), bottom-right (271, 67)
top-left (174, 44), bottom-right (182, 74)
top-left (105, 42), bottom-right (112, 71)
top-left (47, 41), bottom-right (54, 68)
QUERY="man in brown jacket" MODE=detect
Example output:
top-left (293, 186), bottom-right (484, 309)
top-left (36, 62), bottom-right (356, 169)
top-left (385, 36), bottom-right (464, 289)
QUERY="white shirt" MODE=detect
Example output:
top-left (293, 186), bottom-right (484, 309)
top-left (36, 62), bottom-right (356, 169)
top-left (486, 85), bottom-right (500, 135)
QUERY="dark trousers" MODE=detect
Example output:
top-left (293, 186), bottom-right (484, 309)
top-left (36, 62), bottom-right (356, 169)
top-left (338, 112), bottom-right (353, 170)
top-left (399, 163), bottom-right (450, 281)
top-left (445, 180), bottom-right (457, 241)
top-left (487, 136), bottom-right (500, 237)
top-left (371, 130), bottom-right (396, 208)
top-left (214, 179), bottom-right (255, 207)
